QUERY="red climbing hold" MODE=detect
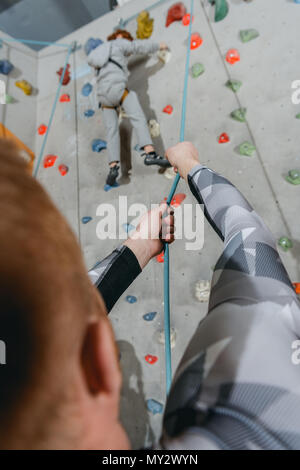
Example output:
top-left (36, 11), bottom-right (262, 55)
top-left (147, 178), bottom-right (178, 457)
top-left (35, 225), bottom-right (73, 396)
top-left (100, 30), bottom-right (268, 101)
top-left (163, 105), bottom-right (173, 115)
top-left (226, 49), bottom-right (240, 65)
top-left (43, 155), bottom-right (57, 168)
top-left (166, 2), bottom-right (187, 27)
top-left (38, 124), bottom-right (47, 135)
top-left (190, 33), bottom-right (203, 50)
top-left (156, 251), bottom-right (164, 263)
top-left (145, 355), bottom-right (158, 365)
top-left (219, 132), bottom-right (230, 144)
top-left (163, 193), bottom-right (186, 208)
top-left (60, 93), bottom-right (70, 102)
top-left (57, 64), bottom-right (71, 86)
top-left (182, 13), bottom-right (194, 26)
top-left (58, 164), bottom-right (69, 176)
top-left (294, 283), bottom-right (300, 295)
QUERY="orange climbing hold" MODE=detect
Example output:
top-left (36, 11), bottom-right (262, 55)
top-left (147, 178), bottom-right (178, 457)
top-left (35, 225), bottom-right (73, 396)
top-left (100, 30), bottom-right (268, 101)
top-left (226, 49), bottom-right (240, 65)
top-left (156, 251), bottom-right (164, 263)
top-left (219, 132), bottom-right (230, 144)
top-left (38, 124), bottom-right (47, 136)
top-left (43, 155), bottom-right (57, 168)
top-left (145, 355), bottom-right (158, 365)
top-left (190, 33), bottom-right (203, 50)
top-left (294, 283), bottom-right (300, 295)
top-left (60, 93), bottom-right (70, 102)
top-left (163, 193), bottom-right (186, 208)
top-left (163, 105), bottom-right (173, 114)
top-left (58, 164), bottom-right (68, 176)
top-left (182, 13), bottom-right (194, 26)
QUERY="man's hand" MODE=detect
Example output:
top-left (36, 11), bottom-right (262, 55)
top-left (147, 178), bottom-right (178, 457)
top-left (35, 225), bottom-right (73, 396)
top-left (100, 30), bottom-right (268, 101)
top-left (124, 203), bottom-right (175, 269)
top-left (165, 142), bottom-right (200, 181)
top-left (159, 42), bottom-right (168, 50)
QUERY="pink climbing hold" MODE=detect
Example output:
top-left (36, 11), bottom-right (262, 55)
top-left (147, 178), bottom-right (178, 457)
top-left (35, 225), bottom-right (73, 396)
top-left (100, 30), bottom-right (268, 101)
top-left (60, 93), bottom-right (71, 102)
top-left (43, 155), bottom-right (58, 168)
top-left (163, 105), bottom-right (173, 115)
top-left (182, 13), bottom-right (194, 26)
top-left (145, 355), bottom-right (158, 365)
top-left (166, 2), bottom-right (187, 27)
top-left (38, 124), bottom-right (47, 135)
top-left (190, 33), bottom-right (203, 50)
top-left (58, 164), bottom-right (69, 176)
top-left (219, 132), bottom-right (230, 144)
top-left (226, 49), bottom-right (240, 65)
top-left (156, 251), bottom-right (164, 263)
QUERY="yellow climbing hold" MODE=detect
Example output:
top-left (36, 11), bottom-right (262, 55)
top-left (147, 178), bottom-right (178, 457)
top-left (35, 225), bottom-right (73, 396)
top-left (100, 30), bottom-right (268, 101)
top-left (136, 11), bottom-right (154, 39)
top-left (15, 79), bottom-right (32, 96)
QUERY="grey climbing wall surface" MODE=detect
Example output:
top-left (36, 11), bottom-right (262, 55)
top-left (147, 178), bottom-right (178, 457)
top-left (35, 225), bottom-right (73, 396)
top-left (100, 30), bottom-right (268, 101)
top-left (2, 0), bottom-right (300, 449)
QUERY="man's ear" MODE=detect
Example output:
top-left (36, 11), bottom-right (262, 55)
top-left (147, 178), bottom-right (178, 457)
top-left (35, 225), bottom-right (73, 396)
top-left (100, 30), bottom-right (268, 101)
top-left (81, 317), bottom-right (121, 396)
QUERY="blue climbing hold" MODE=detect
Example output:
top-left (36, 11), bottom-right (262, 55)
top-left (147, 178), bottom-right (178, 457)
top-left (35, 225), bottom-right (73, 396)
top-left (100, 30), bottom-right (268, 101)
top-left (134, 144), bottom-right (140, 152)
top-left (82, 216), bottom-right (92, 224)
top-left (82, 83), bottom-right (93, 97)
top-left (143, 312), bottom-right (157, 322)
top-left (84, 37), bottom-right (103, 56)
top-left (84, 109), bottom-right (95, 118)
top-left (0, 60), bottom-right (14, 75)
top-left (92, 139), bottom-right (107, 153)
top-left (104, 182), bottom-right (119, 192)
top-left (147, 399), bottom-right (163, 415)
top-left (126, 295), bottom-right (137, 304)
top-left (122, 223), bottom-right (135, 234)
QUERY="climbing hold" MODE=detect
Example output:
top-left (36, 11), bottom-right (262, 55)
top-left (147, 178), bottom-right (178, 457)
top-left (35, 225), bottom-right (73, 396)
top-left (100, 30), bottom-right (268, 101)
top-left (58, 164), bottom-right (69, 176)
top-left (0, 59), bottom-right (14, 75)
top-left (219, 132), bottom-right (230, 144)
top-left (60, 93), bottom-right (70, 102)
top-left (82, 216), bottom-right (92, 225)
top-left (84, 109), bottom-right (95, 118)
top-left (147, 399), bottom-right (163, 415)
top-left (240, 29), bottom-right (259, 43)
top-left (293, 283), bottom-right (300, 295)
top-left (208, 0), bottom-right (229, 22)
top-left (148, 119), bottom-right (160, 138)
top-left (166, 2), bottom-right (187, 27)
top-left (157, 49), bottom-right (172, 64)
top-left (192, 63), bottom-right (205, 78)
top-left (84, 37), bottom-right (103, 56)
top-left (122, 223), bottom-right (135, 234)
top-left (164, 167), bottom-right (176, 180)
top-left (104, 182), bottom-right (119, 192)
top-left (38, 124), bottom-right (47, 135)
top-left (226, 79), bottom-right (242, 93)
top-left (195, 280), bottom-right (211, 302)
top-left (285, 169), bottom-right (300, 185)
top-left (126, 295), bottom-right (137, 304)
top-left (145, 354), bottom-right (158, 365)
top-left (164, 193), bottom-right (186, 208)
top-left (155, 327), bottom-right (177, 348)
top-left (163, 105), bottom-right (173, 115)
top-left (156, 251), bottom-right (164, 263)
top-left (57, 64), bottom-right (71, 86)
top-left (190, 33), bottom-right (203, 50)
top-left (226, 49), bottom-right (240, 65)
top-left (278, 237), bottom-right (293, 252)
top-left (5, 94), bottom-right (14, 104)
top-left (15, 80), bottom-right (32, 96)
top-left (136, 11), bottom-right (154, 39)
top-left (43, 155), bottom-right (57, 168)
top-left (182, 13), bottom-right (194, 26)
top-left (82, 83), bottom-right (93, 97)
top-left (231, 107), bottom-right (247, 122)
top-left (296, 113), bottom-right (300, 119)
top-left (92, 139), bottom-right (107, 152)
top-left (143, 312), bottom-right (157, 322)
top-left (239, 141), bottom-right (256, 157)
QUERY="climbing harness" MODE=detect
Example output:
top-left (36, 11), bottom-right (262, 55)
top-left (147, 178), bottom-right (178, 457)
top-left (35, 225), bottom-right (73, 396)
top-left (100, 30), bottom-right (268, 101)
top-left (101, 88), bottom-right (130, 110)
top-left (163, 0), bottom-right (194, 395)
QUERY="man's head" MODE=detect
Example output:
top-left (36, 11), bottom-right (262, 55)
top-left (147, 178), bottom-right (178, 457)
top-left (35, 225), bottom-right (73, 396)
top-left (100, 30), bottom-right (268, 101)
top-left (107, 29), bottom-right (134, 42)
top-left (0, 139), bottom-right (129, 449)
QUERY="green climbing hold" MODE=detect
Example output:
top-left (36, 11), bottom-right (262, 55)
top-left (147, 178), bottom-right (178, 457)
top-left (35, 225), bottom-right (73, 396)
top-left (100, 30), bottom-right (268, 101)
top-left (278, 237), bottom-right (293, 252)
top-left (239, 141), bottom-right (256, 157)
top-left (5, 94), bottom-right (14, 104)
top-left (231, 108), bottom-right (247, 122)
top-left (285, 169), bottom-right (300, 185)
top-left (240, 29), bottom-right (259, 43)
top-left (296, 113), bottom-right (300, 120)
top-left (208, 0), bottom-right (229, 22)
top-left (192, 63), bottom-right (205, 78)
top-left (226, 79), bottom-right (242, 93)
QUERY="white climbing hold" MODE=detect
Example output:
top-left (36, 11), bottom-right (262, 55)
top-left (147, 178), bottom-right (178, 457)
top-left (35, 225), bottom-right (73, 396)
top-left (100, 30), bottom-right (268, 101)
top-left (157, 49), bottom-right (171, 64)
top-left (164, 167), bottom-right (176, 180)
top-left (195, 280), bottom-right (211, 302)
top-left (155, 327), bottom-right (177, 349)
top-left (148, 119), bottom-right (160, 138)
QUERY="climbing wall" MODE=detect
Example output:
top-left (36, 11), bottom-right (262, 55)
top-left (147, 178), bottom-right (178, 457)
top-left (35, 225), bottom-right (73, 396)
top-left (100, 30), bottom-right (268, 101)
top-left (2, 0), bottom-right (300, 449)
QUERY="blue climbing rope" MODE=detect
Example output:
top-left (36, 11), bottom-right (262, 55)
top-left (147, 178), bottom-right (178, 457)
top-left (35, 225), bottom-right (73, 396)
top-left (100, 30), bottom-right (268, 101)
top-left (34, 42), bottom-right (75, 178)
top-left (164, 0), bottom-right (194, 395)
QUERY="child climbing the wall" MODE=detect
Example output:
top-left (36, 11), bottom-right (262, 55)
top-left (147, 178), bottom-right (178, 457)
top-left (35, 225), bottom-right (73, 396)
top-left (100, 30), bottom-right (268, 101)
top-left (87, 29), bottom-right (171, 186)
